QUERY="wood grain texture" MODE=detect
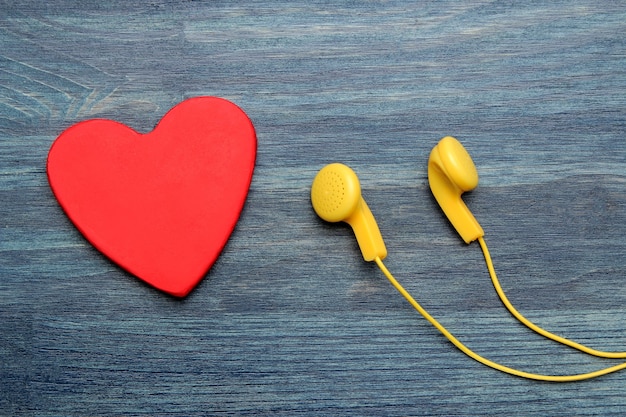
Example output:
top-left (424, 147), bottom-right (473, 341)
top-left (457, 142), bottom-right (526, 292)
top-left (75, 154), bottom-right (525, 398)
top-left (1, 1), bottom-right (625, 415)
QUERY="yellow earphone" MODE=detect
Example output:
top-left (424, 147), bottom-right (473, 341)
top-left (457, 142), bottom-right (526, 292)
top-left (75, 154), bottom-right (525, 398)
top-left (311, 163), bottom-right (386, 261)
top-left (429, 136), bottom-right (626, 360)
top-left (311, 140), bottom-right (626, 382)
top-left (428, 136), bottom-right (483, 243)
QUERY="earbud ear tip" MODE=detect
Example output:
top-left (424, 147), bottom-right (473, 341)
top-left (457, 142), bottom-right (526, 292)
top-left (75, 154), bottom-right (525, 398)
top-left (439, 136), bottom-right (478, 191)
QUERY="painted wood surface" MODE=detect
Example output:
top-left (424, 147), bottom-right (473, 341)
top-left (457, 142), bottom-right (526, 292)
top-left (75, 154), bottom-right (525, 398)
top-left (1, 1), bottom-right (625, 415)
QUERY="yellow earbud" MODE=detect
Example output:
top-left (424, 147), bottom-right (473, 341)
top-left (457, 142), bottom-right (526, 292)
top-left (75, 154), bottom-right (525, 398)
top-left (428, 136), bottom-right (484, 243)
top-left (311, 163), bottom-right (387, 261)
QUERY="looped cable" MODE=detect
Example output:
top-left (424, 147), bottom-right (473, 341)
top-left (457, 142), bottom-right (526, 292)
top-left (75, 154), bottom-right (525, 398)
top-left (478, 237), bottom-right (626, 359)
top-left (374, 257), bottom-right (626, 382)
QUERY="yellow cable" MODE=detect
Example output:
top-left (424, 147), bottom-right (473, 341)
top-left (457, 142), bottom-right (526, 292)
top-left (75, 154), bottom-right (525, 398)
top-left (477, 237), bottom-right (626, 359)
top-left (373, 257), bottom-right (626, 382)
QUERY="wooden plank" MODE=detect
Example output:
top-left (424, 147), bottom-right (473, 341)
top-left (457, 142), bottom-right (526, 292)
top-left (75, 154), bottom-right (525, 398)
top-left (1, 1), bottom-right (625, 415)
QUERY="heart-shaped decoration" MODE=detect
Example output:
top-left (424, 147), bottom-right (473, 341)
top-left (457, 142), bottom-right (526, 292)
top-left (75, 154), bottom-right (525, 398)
top-left (47, 96), bottom-right (256, 297)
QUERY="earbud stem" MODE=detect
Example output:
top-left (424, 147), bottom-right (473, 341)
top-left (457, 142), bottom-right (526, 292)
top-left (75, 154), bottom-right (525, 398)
top-left (346, 197), bottom-right (387, 261)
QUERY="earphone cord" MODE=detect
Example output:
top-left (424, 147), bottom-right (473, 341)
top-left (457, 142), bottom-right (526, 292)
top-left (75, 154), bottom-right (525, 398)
top-left (373, 257), bottom-right (626, 382)
top-left (477, 236), bottom-right (626, 359)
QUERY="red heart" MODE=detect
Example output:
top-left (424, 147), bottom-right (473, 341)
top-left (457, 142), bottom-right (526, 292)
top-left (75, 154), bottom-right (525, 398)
top-left (47, 97), bottom-right (256, 297)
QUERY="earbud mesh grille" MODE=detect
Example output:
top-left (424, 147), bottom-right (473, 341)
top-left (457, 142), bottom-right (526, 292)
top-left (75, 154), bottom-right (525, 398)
top-left (313, 169), bottom-right (345, 215)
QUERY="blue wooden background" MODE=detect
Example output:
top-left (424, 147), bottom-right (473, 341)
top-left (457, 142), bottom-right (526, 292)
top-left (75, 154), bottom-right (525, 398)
top-left (2, 1), bottom-right (625, 415)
